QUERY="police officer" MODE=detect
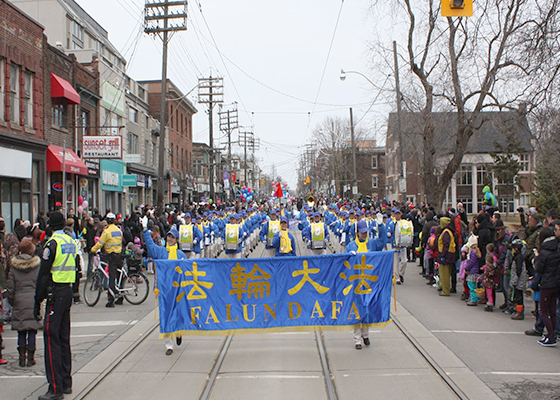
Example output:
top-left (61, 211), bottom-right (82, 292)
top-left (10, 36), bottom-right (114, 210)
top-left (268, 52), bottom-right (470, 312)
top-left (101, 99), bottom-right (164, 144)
top-left (34, 211), bottom-right (76, 400)
top-left (90, 212), bottom-right (123, 307)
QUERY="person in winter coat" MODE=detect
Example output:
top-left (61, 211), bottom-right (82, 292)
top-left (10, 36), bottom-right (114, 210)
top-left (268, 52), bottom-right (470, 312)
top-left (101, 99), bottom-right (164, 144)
top-left (509, 239), bottom-right (528, 320)
top-left (524, 213), bottom-right (543, 276)
top-left (464, 235), bottom-right (481, 306)
top-left (534, 227), bottom-right (560, 346)
top-left (6, 239), bottom-right (42, 367)
top-left (475, 213), bottom-right (494, 267)
top-left (437, 217), bottom-right (457, 297)
top-left (82, 217), bottom-right (96, 277)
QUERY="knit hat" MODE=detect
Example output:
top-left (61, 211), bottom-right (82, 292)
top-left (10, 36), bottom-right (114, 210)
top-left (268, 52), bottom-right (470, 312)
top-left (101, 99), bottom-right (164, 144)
top-left (18, 238), bottom-right (35, 255)
top-left (466, 235), bottom-right (478, 249)
top-left (439, 217), bottom-right (451, 228)
top-left (49, 211), bottom-right (65, 230)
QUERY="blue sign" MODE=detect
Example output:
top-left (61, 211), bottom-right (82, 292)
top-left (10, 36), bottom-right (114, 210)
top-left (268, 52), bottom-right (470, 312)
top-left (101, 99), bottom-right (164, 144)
top-left (155, 251), bottom-right (394, 337)
top-left (100, 159), bottom-right (124, 192)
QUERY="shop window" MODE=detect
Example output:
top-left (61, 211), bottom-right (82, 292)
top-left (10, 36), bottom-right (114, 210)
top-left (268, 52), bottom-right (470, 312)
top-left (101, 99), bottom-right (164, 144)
top-left (9, 64), bottom-right (20, 124)
top-left (24, 71), bottom-right (33, 128)
top-left (0, 181), bottom-right (29, 233)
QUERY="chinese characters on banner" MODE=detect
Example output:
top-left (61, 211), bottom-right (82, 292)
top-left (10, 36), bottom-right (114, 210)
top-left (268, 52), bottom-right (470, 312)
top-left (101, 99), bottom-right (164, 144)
top-left (155, 252), bottom-right (395, 337)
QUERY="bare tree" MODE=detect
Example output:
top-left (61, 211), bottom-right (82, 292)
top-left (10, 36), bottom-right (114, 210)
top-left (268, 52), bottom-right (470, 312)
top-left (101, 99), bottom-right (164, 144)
top-left (370, 0), bottom-right (560, 210)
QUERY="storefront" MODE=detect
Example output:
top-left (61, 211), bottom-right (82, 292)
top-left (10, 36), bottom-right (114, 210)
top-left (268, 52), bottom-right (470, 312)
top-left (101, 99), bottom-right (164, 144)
top-left (46, 145), bottom-right (88, 214)
top-left (127, 164), bottom-right (156, 208)
top-left (80, 158), bottom-right (100, 213)
top-left (100, 159), bottom-right (124, 214)
top-left (170, 174), bottom-right (181, 206)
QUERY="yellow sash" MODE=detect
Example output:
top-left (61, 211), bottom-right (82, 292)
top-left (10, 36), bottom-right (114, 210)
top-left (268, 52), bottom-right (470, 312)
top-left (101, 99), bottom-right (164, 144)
top-left (355, 237), bottom-right (368, 253)
top-left (280, 230), bottom-right (292, 254)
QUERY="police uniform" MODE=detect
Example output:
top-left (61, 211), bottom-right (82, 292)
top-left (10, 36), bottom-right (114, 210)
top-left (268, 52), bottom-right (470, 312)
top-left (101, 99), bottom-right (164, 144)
top-left (90, 219), bottom-right (123, 306)
top-left (34, 212), bottom-right (76, 400)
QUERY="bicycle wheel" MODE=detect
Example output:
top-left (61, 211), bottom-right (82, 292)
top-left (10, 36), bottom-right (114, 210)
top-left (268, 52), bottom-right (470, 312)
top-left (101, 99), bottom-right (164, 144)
top-left (83, 273), bottom-right (102, 307)
top-left (123, 272), bottom-right (149, 305)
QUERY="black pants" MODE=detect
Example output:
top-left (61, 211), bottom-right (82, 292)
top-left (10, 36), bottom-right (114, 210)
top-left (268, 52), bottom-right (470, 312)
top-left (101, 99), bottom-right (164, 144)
top-left (44, 286), bottom-right (72, 395)
top-left (107, 253), bottom-right (121, 303)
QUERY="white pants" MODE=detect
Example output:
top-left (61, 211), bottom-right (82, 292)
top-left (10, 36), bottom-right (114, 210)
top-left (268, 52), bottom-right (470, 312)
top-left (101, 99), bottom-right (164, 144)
top-left (394, 249), bottom-right (407, 280)
top-left (165, 338), bottom-right (173, 350)
top-left (353, 326), bottom-right (369, 345)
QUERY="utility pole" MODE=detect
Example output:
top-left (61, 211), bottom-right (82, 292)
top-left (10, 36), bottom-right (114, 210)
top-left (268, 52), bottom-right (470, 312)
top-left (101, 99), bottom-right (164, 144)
top-left (349, 107), bottom-right (358, 199)
top-left (198, 76), bottom-right (223, 201)
top-left (144, 0), bottom-right (188, 211)
top-left (393, 40), bottom-right (406, 202)
top-left (219, 103), bottom-right (238, 199)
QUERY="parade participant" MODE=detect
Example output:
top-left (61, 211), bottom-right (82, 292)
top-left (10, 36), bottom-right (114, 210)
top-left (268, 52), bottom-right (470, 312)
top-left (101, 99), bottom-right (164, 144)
top-left (90, 213), bottom-right (123, 307)
top-left (224, 214), bottom-right (245, 259)
top-left (345, 219), bottom-right (384, 349)
top-left (178, 213), bottom-right (203, 259)
top-left (393, 209), bottom-right (413, 284)
top-left (260, 210), bottom-right (281, 257)
top-left (303, 212), bottom-right (330, 255)
top-left (437, 217), bottom-right (457, 297)
top-left (482, 185), bottom-right (498, 209)
top-left (142, 223), bottom-right (185, 355)
top-left (34, 211), bottom-right (76, 399)
top-left (272, 217), bottom-right (296, 256)
top-left (194, 215), bottom-right (207, 258)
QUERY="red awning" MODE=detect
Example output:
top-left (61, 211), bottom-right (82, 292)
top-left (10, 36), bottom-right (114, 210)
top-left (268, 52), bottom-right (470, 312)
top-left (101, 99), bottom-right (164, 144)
top-left (47, 145), bottom-right (88, 175)
top-left (50, 73), bottom-right (81, 105)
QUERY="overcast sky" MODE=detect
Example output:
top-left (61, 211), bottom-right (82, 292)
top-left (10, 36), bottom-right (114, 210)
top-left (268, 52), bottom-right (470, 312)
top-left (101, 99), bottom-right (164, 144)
top-left (77, 0), bottom-right (398, 189)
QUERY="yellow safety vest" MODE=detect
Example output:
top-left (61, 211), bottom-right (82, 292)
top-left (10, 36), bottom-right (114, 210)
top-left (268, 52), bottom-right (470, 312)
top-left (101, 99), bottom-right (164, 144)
top-left (48, 232), bottom-right (77, 283)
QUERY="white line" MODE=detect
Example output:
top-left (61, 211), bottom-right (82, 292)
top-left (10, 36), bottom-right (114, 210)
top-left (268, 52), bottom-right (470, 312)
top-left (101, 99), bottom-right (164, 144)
top-left (72, 320), bottom-right (138, 328)
top-left (3, 333), bottom-right (118, 340)
top-left (432, 330), bottom-right (523, 335)
top-left (343, 372), bottom-right (428, 377)
top-left (478, 372), bottom-right (560, 376)
top-left (0, 376), bottom-right (45, 379)
top-left (217, 375), bottom-right (321, 380)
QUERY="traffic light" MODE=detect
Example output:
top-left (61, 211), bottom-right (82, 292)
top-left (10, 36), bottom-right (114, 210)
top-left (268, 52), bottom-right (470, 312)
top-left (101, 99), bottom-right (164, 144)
top-left (441, 0), bottom-right (472, 17)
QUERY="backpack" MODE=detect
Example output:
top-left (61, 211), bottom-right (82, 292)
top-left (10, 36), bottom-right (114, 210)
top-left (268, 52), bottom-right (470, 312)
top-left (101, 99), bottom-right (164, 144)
top-left (398, 219), bottom-right (414, 247)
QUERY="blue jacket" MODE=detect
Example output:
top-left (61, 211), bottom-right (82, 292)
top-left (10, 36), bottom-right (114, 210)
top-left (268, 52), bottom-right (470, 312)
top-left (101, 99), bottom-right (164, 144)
top-left (143, 229), bottom-right (187, 260)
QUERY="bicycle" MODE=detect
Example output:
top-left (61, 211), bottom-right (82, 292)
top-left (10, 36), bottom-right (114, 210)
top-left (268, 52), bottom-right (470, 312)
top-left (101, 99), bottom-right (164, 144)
top-left (83, 254), bottom-right (149, 307)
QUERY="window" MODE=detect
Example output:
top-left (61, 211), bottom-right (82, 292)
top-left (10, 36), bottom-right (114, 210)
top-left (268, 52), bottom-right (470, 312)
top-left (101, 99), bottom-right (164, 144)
top-left (80, 110), bottom-right (89, 136)
top-left (23, 71), bottom-right (33, 128)
top-left (128, 132), bottom-right (138, 154)
top-left (138, 86), bottom-right (146, 101)
top-left (519, 194), bottom-right (530, 207)
top-left (371, 155), bottom-right (378, 169)
top-left (175, 145), bottom-right (178, 168)
top-left (151, 141), bottom-right (156, 167)
top-left (457, 165), bottom-right (472, 186)
top-left (52, 104), bottom-right (65, 127)
top-left (500, 198), bottom-right (514, 213)
top-left (476, 165), bottom-right (488, 186)
top-left (520, 154), bottom-right (529, 172)
top-left (9, 64), bottom-right (20, 124)
top-left (372, 175), bottom-right (378, 188)
top-left (95, 40), bottom-right (104, 54)
top-left (129, 106), bottom-right (138, 124)
top-left (145, 114), bottom-right (149, 129)
top-left (72, 21), bottom-right (83, 41)
top-left (145, 140), bottom-right (149, 165)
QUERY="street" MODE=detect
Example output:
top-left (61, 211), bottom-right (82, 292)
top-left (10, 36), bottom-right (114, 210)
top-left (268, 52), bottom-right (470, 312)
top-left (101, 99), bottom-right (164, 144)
top-left (1, 231), bottom-right (558, 399)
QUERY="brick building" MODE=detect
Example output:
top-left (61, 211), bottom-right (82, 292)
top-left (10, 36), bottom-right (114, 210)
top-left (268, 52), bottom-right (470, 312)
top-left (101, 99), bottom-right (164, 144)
top-left (0, 0), bottom-right (47, 229)
top-left (140, 79), bottom-right (197, 206)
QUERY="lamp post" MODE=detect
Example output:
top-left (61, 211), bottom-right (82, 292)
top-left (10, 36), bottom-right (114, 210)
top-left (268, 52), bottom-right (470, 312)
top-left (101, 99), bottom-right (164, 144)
top-left (341, 66), bottom-right (405, 202)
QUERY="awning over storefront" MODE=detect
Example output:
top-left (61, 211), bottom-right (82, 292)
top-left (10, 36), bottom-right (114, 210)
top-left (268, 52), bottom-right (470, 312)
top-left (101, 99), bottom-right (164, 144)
top-left (51, 73), bottom-right (80, 105)
top-left (46, 145), bottom-right (88, 175)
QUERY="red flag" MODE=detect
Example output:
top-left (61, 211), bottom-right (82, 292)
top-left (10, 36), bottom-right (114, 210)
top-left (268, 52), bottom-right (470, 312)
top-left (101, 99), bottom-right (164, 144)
top-left (274, 182), bottom-right (283, 198)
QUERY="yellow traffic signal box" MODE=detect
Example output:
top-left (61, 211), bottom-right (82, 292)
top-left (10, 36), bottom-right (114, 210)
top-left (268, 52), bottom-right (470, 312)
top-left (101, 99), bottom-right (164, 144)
top-left (441, 0), bottom-right (473, 17)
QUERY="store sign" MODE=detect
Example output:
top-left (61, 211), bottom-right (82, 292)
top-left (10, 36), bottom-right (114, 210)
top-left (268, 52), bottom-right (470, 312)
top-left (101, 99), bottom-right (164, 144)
top-left (102, 170), bottom-right (120, 187)
top-left (124, 154), bottom-right (142, 164)
top-left (52, 182), bottom-right (63, 192)
top-left (83, 136), bottom-right (123, 159)
top-left (122, 174), bottom-right (137, 187)
top-left (85, 158), bottom-right (100, 177)
top-left (136, 174), bottom-right (145, 188)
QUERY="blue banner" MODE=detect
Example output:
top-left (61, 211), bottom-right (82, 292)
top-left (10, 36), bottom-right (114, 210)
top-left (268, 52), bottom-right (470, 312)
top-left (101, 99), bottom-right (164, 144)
top-left (154, 251), bottom-right (394, 337)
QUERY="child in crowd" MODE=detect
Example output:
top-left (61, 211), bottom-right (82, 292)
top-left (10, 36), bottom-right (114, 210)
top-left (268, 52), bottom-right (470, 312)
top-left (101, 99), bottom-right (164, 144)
top-left (425, 226), bottom-right (438, 285)
top-left (465, 235), bottom-right (481, 306)
top-left (480, 254), bottom-right (498, 312)
top-left (458, 245), bottom-right (469, 298)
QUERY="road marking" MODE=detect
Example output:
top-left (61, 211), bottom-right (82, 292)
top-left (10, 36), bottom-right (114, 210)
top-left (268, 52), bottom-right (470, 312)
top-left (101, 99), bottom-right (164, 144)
top-left (0, 376), bottom-right (45, 379)
top-left (343, 372), bottom-right (429, 377)
top-left (217, 375), bottom-right (321, 379)
top-left (432, 330), bottom-right (523, 335)
top-left (72, 320), bottom-right (138, 328)
top-left (478, 372), bottom-right (560, 376)
top-left (3, 333), bottom-right (118, 340)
